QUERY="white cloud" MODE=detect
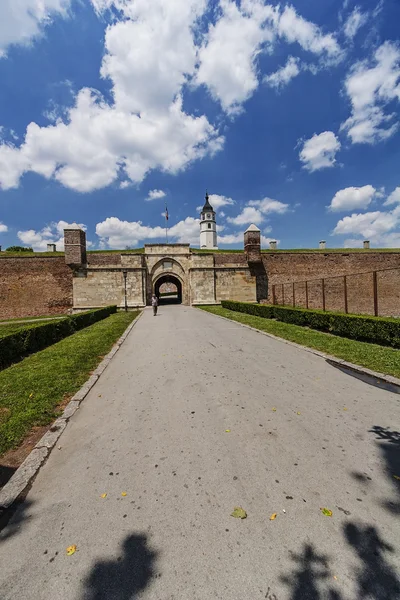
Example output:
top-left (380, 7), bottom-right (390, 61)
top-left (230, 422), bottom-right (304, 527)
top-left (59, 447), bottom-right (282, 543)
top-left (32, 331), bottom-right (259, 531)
top-left (208, 194), bottom-right (235, 209)
top-left (343, 7), bottom-right (368, 39)
top-left (333, 205), bottom-right (400, 247)
top-left (96, 215), bottom-right (200, 248)
top-left (227, 195), bottom-right (289, 225)
top-left (0, 0), bottom-right (71, 58)
top-left (264, 56), bottom-right (300, 90)
top-left (299, 131), bottom-right (341, 172)
top-left (274, 5), bottom-right (342, 60)
top-left (119, 180), bottom-right (132, 189)
top-left (248, 197), bottom-right (289, 214)
top-left (195, 1), bottom-right (341, 114)
top-left (146, 189), bottom-right (166, 201)
top-left (227, 206), bottom-right (264, 225)
top-left (195, 0), bottom-right (274, 115)
top-left (329, 185), bottom-right (377, 212)
top-left (0, 0), bottom-right (223, 192)
top-left (218, 232), bottom-right (243, 245)
top-left (384, 187), bottom-right (400, 206)
top-left (0, 222), bottom-right (8, 233)
top-left (17, 220), bottom-right (87, 251)
top-left (341, 41), bottom-right (400, 144)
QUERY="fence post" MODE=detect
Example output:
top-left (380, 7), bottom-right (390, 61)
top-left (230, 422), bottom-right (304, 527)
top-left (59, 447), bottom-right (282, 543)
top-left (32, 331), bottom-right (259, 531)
top-left (272, 285), bottom-right (276, 305)
top-left (343, 275), bottom-right (348, 314)
top-left (305, 281), bottom-right (309, 309)
top-left (373, 271), bottom-right (378, 316)
top-left (293, 282), bottom-right (295, 307)
top-left (322, 278), bottom-right (326, 311)
top-left (282, 284), bottom-right (284, 306)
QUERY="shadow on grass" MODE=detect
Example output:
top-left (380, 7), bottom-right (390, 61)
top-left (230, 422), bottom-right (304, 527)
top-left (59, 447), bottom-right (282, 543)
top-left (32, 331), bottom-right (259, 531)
top-left (81, 533), bottom-right (157, 600)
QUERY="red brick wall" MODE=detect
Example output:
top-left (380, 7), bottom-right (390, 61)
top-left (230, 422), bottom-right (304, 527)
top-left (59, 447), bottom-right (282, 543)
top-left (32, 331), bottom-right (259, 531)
top-left (262, 253), bottom-right (400, 316)
top-left (0, 257), bottom-right (73, 319)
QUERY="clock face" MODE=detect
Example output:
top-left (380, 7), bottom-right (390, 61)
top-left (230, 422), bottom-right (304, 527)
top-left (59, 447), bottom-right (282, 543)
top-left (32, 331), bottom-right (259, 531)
top-left (207, 214), bottom-right (211, 219)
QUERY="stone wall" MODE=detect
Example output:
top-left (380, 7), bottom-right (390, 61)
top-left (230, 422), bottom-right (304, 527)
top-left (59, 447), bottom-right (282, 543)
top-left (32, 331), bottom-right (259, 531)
top-left (0, 257), bottom-right (72, 319)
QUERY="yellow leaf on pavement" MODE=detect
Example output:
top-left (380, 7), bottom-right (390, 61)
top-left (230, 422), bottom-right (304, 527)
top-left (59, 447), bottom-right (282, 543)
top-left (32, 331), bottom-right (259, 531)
top-left (225, 429), bottom-right (231, 433)
top-left (66, 545), bottom-right (77, 556)
top-left (272, 408), bottom-right (277, 412)
top-left (121, 492), bottom-right (127, 497)
top-left (270, 513), bottom-right (277, 521)
top-left (320, 508), bottom-right (333, 517)
top-left (100, 493), bottom-right (107, 499)
top-left (297, 412), bottom-right (301, 415)
top-left (231, 507), bottom-right (247, 519)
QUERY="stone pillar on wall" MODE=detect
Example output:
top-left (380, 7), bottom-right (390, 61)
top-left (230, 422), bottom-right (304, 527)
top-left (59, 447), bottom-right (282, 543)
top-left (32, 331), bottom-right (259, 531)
top-left (244, 224), bottom-right (261, 263)
top-left (64, 227), bottom-right (87, 267)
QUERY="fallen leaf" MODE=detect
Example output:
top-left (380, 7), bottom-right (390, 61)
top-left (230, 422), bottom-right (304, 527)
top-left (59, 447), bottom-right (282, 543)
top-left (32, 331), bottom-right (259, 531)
top-left (231, 507), bottom-right (247, 519)
top-left (225, 429), bottom-right (231, 433)
top-left (272, 407), bottom-right (277, 412)
top-left (100, 493), bottom-right (107, 499)
top-left (29, 393), bottom-right (34, 399)
top-left (121, 492), bottom-right (127, 497)
top-left (297, 412), bottom-right (301, 415)
top-left (393, 475), bottom-right (400, 481)
top-left (343, 408), bottom-right (348, 411)
top-left (270, 513), bottom-right (277, 521)
top-left (333, 576), bottom-right (337, 581)
top-left (98, 394), bottom-right (102, 398)
top-left (320, 508), bottom-right (333, 517)
top-left (66, 545), bottom-right (77, 556)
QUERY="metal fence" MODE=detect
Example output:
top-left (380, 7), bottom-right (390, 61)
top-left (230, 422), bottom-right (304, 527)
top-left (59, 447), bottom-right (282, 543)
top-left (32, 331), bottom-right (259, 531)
top-left (271, 267), bottom-right (400, 317)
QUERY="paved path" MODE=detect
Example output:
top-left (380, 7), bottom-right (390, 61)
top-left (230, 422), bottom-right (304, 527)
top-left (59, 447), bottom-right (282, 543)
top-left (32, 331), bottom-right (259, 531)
top-left (1, 306), bottom-right (399, 600)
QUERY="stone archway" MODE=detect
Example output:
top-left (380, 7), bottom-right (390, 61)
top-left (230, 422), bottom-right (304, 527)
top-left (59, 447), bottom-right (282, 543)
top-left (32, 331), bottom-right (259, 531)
top-left (154, 274), bottom-right (183, 304)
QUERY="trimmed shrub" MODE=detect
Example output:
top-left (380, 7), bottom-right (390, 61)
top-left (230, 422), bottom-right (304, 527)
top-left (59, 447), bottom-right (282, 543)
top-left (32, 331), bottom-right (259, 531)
top-left (0, 306), bottom-right (117, 370)
top-left (221, 300), bottom-right (400, 349)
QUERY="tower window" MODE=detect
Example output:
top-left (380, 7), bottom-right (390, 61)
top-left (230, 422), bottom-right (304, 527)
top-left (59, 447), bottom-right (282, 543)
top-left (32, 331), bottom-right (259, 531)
top-left (207, 213), bottom-right (211, 219)
top-left (202, 214), bottom-right (205, 220)
top-left (208, 223), bottom-right (211, 229)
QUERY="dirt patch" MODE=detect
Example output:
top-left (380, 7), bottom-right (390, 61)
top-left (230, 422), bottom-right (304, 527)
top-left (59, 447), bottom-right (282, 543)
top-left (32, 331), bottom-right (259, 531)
top-left (0, 393), bottom-right (73, 489)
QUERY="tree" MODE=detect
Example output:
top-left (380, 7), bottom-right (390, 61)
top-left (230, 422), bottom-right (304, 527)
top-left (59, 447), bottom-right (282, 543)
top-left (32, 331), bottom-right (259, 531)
top-left (6, 246), bottom-right (33, 252)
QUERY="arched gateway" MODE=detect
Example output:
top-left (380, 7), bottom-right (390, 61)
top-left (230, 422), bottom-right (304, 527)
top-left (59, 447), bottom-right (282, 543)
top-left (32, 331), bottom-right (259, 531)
top-left (154, 274), bottom-right (183, 304)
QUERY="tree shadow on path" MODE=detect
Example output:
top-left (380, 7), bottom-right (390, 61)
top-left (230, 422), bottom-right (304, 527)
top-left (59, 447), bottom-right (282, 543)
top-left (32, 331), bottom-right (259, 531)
top-left (82, 533), bottom-right (157, 600)
top-left (369, 426), bottom-right (400, 515)
top-left (344, 522), bottom-right (400, 600)
top-left (280, 543), bottom-right (341, 600)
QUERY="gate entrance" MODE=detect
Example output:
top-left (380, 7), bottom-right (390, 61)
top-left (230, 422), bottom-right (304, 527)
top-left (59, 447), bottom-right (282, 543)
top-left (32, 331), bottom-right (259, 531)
top-left (154, 275), bottom-right (182, 304)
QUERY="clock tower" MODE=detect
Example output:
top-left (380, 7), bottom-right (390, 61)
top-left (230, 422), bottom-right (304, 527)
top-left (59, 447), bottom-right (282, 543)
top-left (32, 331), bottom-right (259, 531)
top-left (200, 192), bottom-right (218, 249)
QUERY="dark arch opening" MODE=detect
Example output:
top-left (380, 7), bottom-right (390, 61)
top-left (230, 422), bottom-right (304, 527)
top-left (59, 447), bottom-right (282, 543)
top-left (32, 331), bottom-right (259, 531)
top-left (154, 275), bottom-right (182, 305)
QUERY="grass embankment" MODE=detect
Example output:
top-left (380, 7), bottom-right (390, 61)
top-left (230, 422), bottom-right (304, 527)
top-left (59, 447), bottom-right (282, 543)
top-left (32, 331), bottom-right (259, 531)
top-left (0, 314), bottom-right (65, 323)
top-left (0, 322), bottom-right (44, 339)
top-left (199, 306), bottom-right (400, 379)
top-left (0, 311), bottom-right (138, 456)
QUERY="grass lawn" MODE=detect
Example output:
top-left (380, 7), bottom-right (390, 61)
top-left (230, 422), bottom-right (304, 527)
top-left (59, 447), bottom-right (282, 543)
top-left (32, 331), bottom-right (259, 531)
top-left (199, 306), bottom-right (400, 379)
top-left (0, 311), bottom-right (138, 456)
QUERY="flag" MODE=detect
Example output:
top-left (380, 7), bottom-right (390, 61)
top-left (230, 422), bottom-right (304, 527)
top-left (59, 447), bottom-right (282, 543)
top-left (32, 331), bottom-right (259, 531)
top-left (165, 204), bottom-right (169, 221)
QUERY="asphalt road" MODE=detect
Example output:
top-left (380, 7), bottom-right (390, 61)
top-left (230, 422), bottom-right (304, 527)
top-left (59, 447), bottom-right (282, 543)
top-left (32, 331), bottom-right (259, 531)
top-left (1, 305), bottom-right (399, 600)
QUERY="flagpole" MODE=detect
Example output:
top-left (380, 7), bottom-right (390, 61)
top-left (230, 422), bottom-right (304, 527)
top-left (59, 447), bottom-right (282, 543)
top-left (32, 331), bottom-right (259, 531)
top-left (165, 203), bottom-right (169, 244)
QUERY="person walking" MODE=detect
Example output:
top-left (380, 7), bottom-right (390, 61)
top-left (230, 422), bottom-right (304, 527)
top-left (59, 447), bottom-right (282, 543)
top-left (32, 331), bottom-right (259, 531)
top-left (151, 294), bottom-right (158, 316)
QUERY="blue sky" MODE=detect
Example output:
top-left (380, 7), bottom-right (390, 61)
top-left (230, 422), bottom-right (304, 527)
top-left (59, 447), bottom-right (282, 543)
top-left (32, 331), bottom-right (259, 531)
top-left (0, 0), bottom-right (400, 250)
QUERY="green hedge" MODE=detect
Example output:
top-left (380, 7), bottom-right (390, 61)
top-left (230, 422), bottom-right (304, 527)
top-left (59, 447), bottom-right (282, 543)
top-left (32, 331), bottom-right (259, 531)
top-left (221, 301), bottom-right (400, 349)
top-left (0, 306), bottom-right (117, 370)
